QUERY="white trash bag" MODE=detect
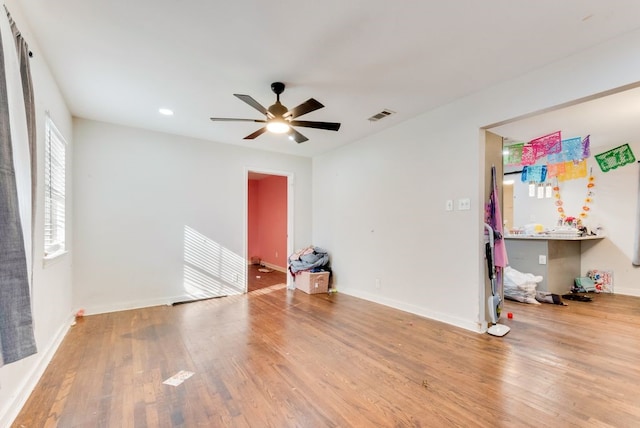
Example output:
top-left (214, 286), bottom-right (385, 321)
top-left (503, 266), bottom-right (542, 305)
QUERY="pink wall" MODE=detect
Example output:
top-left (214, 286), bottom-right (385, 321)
top-left (247, 175), bottom-right (287, 268)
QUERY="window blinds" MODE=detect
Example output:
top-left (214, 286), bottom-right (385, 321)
top-left (44, 115), bottom-right (66, 257)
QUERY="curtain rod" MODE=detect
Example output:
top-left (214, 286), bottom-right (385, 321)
top-left (4, 5), bottom-right (34, 57)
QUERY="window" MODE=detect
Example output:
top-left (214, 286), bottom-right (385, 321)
top-left (44, 115), bottom-right (66, 258)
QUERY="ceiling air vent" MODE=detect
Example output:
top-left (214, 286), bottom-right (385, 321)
top-left (368, 109), bottom-right (395, 122)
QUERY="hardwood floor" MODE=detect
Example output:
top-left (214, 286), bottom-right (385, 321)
top-left (246, 264), bottom-right (287, 292)
top-left (12, 289), bottom-right (640, 427)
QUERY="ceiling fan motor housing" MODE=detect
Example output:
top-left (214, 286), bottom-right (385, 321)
top-left (268, 102), bottom-right (288, 117)
top-left (271, 81), bottom-right (285, 95)
top-left (269, 82), bottom-right (288, 116)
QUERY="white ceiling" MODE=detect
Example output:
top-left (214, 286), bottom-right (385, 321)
top-left (490, 85), bottom-right (640, 150)
top-left (14, 0), bottom-right (640, 157)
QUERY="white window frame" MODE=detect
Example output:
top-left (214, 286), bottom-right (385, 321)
top-left (44, 114), bottom-right (67, 259)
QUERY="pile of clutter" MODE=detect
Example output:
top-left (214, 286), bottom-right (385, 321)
top-left (288, 246), bottom-right (332, 294)
top-left (288, 246), bottom-right (330, 276)
top-left (574, 269), bottom-right (614, 293)
top-left (503, 266), bottom-right (542, 305)
top-left (504, 266), bottom-right (569, 305)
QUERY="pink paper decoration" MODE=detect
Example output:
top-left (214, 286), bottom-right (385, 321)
top-left (521, 144), bottom-right (536, 165)
top-left (530, 131), bottom-right (562, 155)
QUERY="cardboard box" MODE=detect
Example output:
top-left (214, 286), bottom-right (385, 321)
top-left (295, 271), bottom-right (329, 294)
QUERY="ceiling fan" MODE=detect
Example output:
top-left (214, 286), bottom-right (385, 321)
top-left (210, 82), bottom-right (341, 143)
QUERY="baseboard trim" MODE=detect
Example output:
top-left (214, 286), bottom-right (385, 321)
top-left (259, 261), bottom-right (287, 273)
top-left (611, 287), bottom-right (640, 297)
top-left (247, 260), bottom-right (287, 273)
top-left (338, 287), bottom-right (482, 333)
top-left (82, 296), bottom-right (177, 316)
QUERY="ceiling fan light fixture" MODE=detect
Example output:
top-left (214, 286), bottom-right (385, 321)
top-left (210, 82), bottom-right (341, 143)
top-left (266, 120), bottom-right (290, 134)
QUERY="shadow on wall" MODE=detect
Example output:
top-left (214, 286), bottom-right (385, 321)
top-left (183, 225), bottom-right (246, 299)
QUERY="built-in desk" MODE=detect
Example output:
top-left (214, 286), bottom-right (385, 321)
top-left (505, 235), bottom-right (604, 294)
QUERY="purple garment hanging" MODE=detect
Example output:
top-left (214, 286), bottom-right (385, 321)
top-left (489, 166), bottom-right (508, 268)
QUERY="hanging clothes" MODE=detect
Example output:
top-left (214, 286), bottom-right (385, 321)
top-left (288, 246), bottom-right (330, 274)
top-left (489, 166), bottom-right (508, 268)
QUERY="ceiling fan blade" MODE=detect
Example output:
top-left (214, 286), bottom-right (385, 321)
top-left (289, 120), bottom-right (341, 131)
top-left (283, 98), bottom-right (324, 119)
top-left (244, 127), bottom-right (268, 140)
top-left (210, 117), bottom-right (267, 123)
top-left (288, 128), bottom-right (309, 144)
top-left (234, 94), bottom-right (273, 118)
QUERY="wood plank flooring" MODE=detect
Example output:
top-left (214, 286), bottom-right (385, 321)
top-left (246, 264), bottom-right (287, 292)
top-left (12, 289), bottom-right (640, 427)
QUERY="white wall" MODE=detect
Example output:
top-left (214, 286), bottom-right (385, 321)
top-left (72, 119), bottom-right (312, 313)
top-left (314, 113), bottom-right (484, 331)
top-left (313, 27), bottom-right (640, 331)
top-left (579, 156), bottom-right (640, 296)
top-left (0, 1), bottom-right (75, 425)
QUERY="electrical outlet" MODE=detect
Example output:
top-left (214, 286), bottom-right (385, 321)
top-left (375, 278), bottom-right (381, 289)
top-left (539, 255), bottom-right (547, 265)
top-left (458, 198), bottom-right (471, 210)
top-left (445, 200), bottom-right (453, 211)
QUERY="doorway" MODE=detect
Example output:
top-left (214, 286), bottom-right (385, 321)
top-left (246, 170), bottom-right (293, 292)
top-left (481, 131), bottom-right (505, 329)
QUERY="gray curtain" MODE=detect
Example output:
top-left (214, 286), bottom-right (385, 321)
top-left (7, 6), bottom-right (36, 234)
top-left (0, 10), bottom-right (37, 364)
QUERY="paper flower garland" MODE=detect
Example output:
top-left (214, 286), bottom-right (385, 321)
top-left (554, 173), bottom-right (595, 223)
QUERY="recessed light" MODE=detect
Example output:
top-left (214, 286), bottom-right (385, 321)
top-left (159, 108), bottom-right (174, 116)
